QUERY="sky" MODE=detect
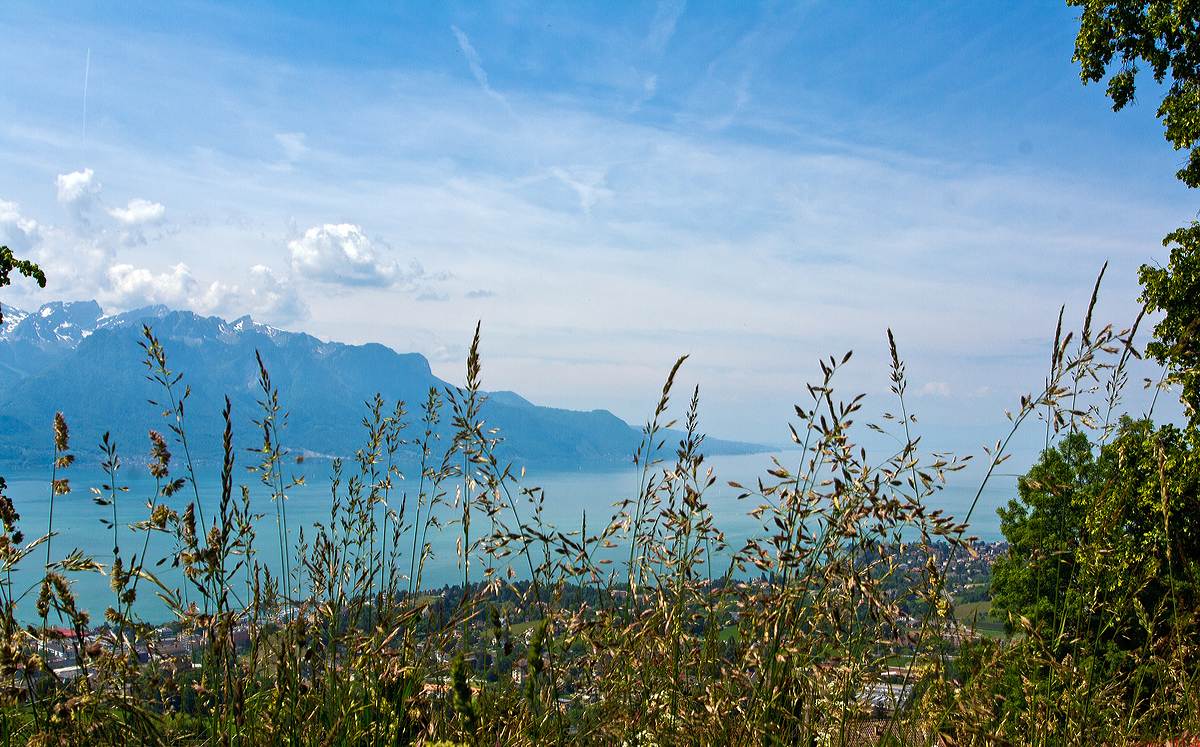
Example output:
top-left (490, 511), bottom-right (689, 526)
top-left (0, 0), bottom-right (1192, 452)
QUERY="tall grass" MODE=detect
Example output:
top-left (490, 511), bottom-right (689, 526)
top-left (0, 280), bottom-right (1192, 746)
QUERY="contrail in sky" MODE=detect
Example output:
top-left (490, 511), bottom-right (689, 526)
top-left (450, 26), bottom-right (515, 116)
top-left (82, 49), bottom-right (90, 140)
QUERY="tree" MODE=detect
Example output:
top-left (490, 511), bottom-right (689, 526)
top-left (0, 244), bottom-right (45, 324)
top-left (990, 419), bottom-right (1200, 690)
top-left (991, 431), bottom-right (1094, 637)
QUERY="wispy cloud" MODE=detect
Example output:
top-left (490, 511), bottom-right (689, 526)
top-left (642, 74), bottom-right (657, 101)
top-left (686, 3), bottom-right (808, 130)
top-left (547, 166), bottom-right (612, 216)
top-left (632, 0), bottom-right (685, 111)
top-left (451, 25), bottom-right (515, 115)
top-left (648, 0), bottom-right (687, 54)
top-left (275, 132), bottom-right (307, 161)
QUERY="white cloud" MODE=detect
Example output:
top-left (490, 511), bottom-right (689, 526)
top-left (465, 289), bottom-right (495, 299)
top-left (6, 177), bottom-right (307, 326)
top-left (108, 198), bottom-right (167, 246)
top-left (289, 223), bottom-right (412, 288)
top-left (108, 198), bottom-right (165, 225)
top-left (55, 169), bottom-right (101, 223)
top-left (0, 198), bottom-right (114, 307)
top-left (101, 262), bottom-right (308, 325)
top-left (196, 265), bottom-right (309, 325)
top-left (104, 263), bottom-right (197, 307)
top-left (241, 265), bottom-right (308, 324)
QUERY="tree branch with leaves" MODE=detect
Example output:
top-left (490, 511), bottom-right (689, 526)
top-left (0, 244), bottom-right (45, 325)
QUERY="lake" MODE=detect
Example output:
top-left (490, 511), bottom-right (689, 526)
top-left (0, 451), bottom-right (1011, 625)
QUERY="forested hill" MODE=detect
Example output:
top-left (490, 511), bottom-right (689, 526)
top-left (0, 301), bottom-right (767, 470)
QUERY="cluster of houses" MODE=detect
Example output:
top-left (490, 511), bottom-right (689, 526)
top-left (37, 624), bottom-right (210, 683)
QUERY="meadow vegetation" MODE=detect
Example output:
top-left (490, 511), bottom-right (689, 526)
top-left (0, 254), bottom-right (1195, 746)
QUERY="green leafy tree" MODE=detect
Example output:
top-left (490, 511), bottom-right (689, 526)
top-left (0, 244), bottom-right (45, 324)
top-left (991, 420), bottom-right (1200, 696)
top-left (991, 431), bottom-right (1095, 637)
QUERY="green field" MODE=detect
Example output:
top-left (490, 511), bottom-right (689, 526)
top-left (955, 601), bottom-right (1007, 638)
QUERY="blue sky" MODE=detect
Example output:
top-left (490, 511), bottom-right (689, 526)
top-left (0, 1), bottom-right (1191, 446)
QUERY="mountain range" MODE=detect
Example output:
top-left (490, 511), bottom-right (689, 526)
top-left (0, 301), bottom-right (767, 471)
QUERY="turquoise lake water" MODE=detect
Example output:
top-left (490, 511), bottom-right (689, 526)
top-left (0, 452), bottom-right (1010, 625)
